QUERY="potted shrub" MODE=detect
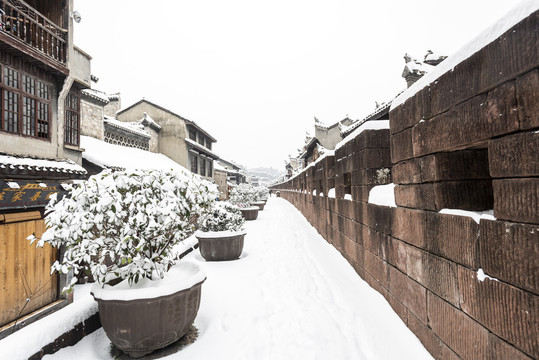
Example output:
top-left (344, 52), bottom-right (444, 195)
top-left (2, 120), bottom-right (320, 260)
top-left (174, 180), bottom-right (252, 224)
top-left (195, 201), bottom-right (246, 261)
top-left (229, 184), bottom-right (259, 220)
top-left (257, 186), bottom-right (270, 204)
top-left (28, 169), bottom-right (217, 358)
top-left (252, 186), bottom-right (269, 210)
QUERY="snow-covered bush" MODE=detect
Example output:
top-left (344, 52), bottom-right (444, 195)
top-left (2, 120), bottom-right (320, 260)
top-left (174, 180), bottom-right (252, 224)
top-left (28, 169), bottom-right (218, 291)
top-left (198, 201), bottom-right (245, 232)
top-left (229, 183), bottom-right (258, 207)
top-left (255, 186), bottom-right (269, 200)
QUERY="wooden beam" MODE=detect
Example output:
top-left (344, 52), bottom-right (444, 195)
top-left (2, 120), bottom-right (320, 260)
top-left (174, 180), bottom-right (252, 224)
top-left (0, 211), bottom-right (42, 223)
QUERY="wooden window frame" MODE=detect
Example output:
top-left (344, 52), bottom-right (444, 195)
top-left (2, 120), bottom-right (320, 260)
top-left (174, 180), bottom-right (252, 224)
top-left (200, 157), bottom-right (206, 177)
top-left (189, 128), bottom-right (196, 142)
top-left (64, 89), bottom-right (80, 146)
top-left (190, 152), bottom-right (198, 174)
top-left (0, 64), bottom-right (52, 140)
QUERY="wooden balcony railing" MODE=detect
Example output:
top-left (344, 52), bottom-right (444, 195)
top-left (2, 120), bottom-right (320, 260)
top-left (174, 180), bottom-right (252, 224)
top-left (0, 0), bottom-right (67, 64)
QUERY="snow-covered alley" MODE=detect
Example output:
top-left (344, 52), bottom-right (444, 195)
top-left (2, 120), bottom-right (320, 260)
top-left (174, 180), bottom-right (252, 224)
top-left (38, 196), bottom-right (432, 360)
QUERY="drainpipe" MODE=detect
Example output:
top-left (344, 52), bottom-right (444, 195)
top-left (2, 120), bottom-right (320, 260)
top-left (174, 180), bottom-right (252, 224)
top-left (57, 76), bottom-right (74, 159)
top-left (56, 0), bottom-right (75, 159)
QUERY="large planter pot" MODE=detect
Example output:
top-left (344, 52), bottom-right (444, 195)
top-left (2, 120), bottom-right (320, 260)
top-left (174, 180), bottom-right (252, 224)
top-left (91, 262), bottom-right (206, 358)
top-left (239, 206), bottom-right (259, 220)
top-left (253, 201), bottom-right (265, 210)
top-left (195, 229), bottom-right (246, 261)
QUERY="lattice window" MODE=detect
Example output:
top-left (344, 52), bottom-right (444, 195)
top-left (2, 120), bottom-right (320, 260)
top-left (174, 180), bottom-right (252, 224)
top-left (200, 158), bottom-right (206, 177)
top-left (22, 96), bottom-right (36, 136)
top-left (190, 153), bottom-right (198, 174)
top-left (64, 90), bottom-right (80, 146)
top-left (0, 66), bottom-right (51, 139)
top-left (3, 90), bottom-right (19, 133)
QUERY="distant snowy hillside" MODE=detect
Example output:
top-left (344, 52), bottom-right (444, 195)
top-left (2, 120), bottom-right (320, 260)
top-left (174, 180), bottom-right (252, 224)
top-left (247, 167), bottom-right (285, 184)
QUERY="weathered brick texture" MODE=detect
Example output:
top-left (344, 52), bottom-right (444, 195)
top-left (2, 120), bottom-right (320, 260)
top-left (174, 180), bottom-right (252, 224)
top-left (389, 266), bottom-right (427, 323)
top-left (480, 219), bottom-right (539, 294)
top-left (457, 266), bottom-right (538, 358)
top-left (489, 131), bottom-right (539, 178)
top-left (428, 292), bottom-right (489, 360)
top-left (517, 69), bottom-right (539, 130)
top-left (393, 150), bottom-right (490, 185)
top-left (493, 178), bottom-right (539, 223)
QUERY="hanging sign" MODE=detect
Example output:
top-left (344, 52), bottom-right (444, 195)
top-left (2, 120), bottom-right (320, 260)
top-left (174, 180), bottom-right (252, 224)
top-left (0, 180), bottom-right (69, 210)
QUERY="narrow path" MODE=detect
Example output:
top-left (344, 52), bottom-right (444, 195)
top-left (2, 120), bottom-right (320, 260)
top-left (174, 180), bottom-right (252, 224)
top-left (46, 197), bottom-right (432, 360)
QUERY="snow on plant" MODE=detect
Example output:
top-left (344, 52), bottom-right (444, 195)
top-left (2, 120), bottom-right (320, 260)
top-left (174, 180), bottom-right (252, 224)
top-left (255, 186), bottom-right (269, 200)
top-left (229, 183), bottom-right (258, 208)
top-left (198, 201), bottom-right (245, 232)
top-left (28, 169), bottom-right (218, 291)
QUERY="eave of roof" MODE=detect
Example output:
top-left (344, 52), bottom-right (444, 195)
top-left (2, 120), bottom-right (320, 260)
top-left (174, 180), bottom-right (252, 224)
top-left (184, 138), bottom-right (220, 160)
top-left (0, 154), bottom-right (87, 180)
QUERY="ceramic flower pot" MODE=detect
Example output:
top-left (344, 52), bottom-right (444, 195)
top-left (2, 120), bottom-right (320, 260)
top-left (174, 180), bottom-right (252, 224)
top-left (195, 230), bottom-right (246, 261)
top-left (239, 206), bottom-right (259, 220)
top-left (91, 262), bottom-right (206, 358)
top-left (253, 201), bottom-right (265, 210)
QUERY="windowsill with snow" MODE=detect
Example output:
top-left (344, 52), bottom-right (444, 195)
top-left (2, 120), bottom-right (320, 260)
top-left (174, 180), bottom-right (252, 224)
top-left (368, 183), bottom-right (396, 207)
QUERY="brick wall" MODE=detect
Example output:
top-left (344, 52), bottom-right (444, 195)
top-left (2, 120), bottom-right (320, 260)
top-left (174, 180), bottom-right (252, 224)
top-left (272, 10), bottom-right (538, 359)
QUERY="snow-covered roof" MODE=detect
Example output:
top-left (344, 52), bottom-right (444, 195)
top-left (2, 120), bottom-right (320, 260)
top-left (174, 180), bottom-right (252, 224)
top-left (0, 154), bottom-right (87, 178)
top-left (315, 116), bottom-right (352, 132)
top-left (184, 138), bottom-right (220, 159)
top-left (139, 112), bottom-right (161, 131)
top-left (214, 161), bottom-right (227, 171)
top-left (104, 116), bottom-right (151, 139)
top-left (423, 50), bottom-right (447, 65)
top-left (81, 136), bottom-right (188, 172)
top-left (341, 92), bottom-right (402, 137)
top-left (107, 92), bottom-right (121, 101)
top-left (402, 54), bottom-right (434, 77)
top-left (81, 89), bottom-right (110, 104)
top-left (391, 0), bottom-right (539, 110)
top-left (117, 99), bottom-right (217, 142)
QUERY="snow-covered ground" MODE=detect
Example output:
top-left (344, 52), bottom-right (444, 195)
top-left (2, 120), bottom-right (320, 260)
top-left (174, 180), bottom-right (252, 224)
top-left (11, 197), bottom-right (432, 360)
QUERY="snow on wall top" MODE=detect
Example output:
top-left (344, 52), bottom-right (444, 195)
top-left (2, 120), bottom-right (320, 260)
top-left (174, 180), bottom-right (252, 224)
top-left (335, 120), bottom-right (390, 151)
top-left (0, 154), bottom-right (87, 174)
top-left (391, 0), bottom-right (539, 110)
top-left (81, 135), bottom-right (188, 172)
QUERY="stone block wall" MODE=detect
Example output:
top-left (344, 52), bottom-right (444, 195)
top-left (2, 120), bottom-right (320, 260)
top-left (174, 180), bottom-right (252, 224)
top-left (272, 10), bottom-right (537, 359)
top-left (80, 97), bottom-right (105, 140)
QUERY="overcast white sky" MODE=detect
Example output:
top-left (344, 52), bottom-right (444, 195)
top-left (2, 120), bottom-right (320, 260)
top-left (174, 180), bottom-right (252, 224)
top-left (74, 0), bottom-right (523, 170)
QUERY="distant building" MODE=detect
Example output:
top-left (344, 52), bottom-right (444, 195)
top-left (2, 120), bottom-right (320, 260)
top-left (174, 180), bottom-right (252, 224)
top-left (249, 176), bottom-right (259, 187)
top-left (217, 159), bottom-right (246, 185)
top-left (116, 99), bottom-right (218, 180)
top-left (314, 117), bottom-right (353, 150)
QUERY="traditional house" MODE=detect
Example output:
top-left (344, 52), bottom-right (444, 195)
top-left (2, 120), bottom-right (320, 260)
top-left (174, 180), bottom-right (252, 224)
top-left (77, 90), bottom-right (196, 176)
top-left (116, 99), bottom-right (218, 180)
top-left (0, 0), bottom-right (91, 337)
top-left (314, 117), bottom-right (353, 150)
top-left (217, 158), bottom-right (246, 185)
